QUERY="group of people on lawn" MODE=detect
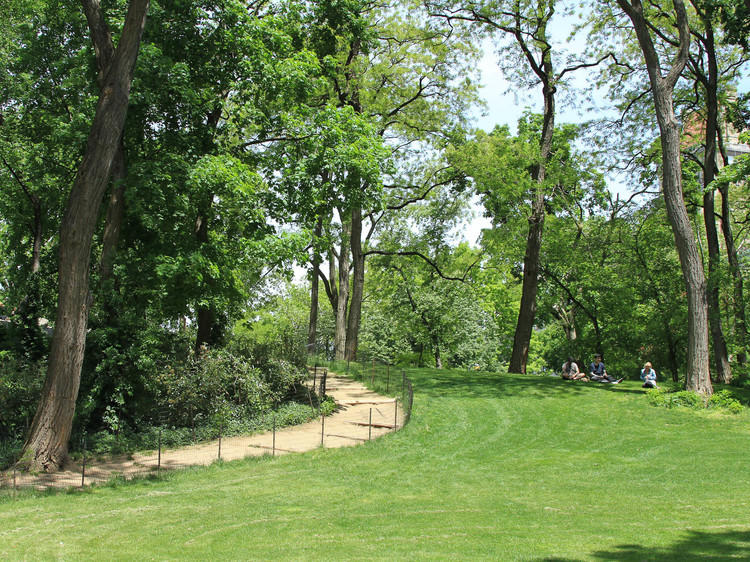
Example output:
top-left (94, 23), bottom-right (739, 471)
top-left (561, 354), bottom-right (660, 388)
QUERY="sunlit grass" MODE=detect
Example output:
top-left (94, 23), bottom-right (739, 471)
top-left (1, 368), bottom-right (749, 560)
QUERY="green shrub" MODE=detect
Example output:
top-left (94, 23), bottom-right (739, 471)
top-left (646, 387), bottom-right (744, 414)
top-left (73, 397), bottom-right (335, 458)
top-left (707, 390), bottom-right (744, 414)
top-left (0, 353), bottom-right (45, 442)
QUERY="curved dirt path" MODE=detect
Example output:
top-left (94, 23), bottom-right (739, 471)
top-left (2, 373), bottom-right (405, 490)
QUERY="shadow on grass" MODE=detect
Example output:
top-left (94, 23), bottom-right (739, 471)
top-left (408, 368), bottom-right (645, 400)
top-left (588, 528), bottom-right (750, 560)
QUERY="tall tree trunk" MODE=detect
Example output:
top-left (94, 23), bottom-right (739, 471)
top-left (99, 147), bottom-right (127, 282)
top-left (194, 208), bottom-right (215, 356)
top-left (703, 166), bottom-right (731, 383)
top-left (717, 126), bottom-right (748, 365)
top-left (664, 318), bottom-right (680, 382)
top-left (193, 108), bottom-right (222, 356)
top-left (20, 0), bottom-right (149, 472)
top-left (334, 218), bottom-right (350, 361)
top-left (0, 157), bottom-right (43, 273)
top-left (307, 217), bottom-right (323, 355)
top-left (695, 4), bottom-right (731, 382)
top-left (618, 0), bottom-right (712, 395)
top-left (433, 337), bottom-right (442, 369)
top-left (719, 183), bottom-right (748, 364)
top-left (84, 0), bottom-right (128, 285)
top-left (345, 206), bottom-right (364, 361)
top-left (509, 74), bottom-right (555, 373)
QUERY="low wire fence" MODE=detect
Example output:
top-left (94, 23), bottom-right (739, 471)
top-left (310, 358), bottom-right (414, 426)
top-left (0, 361), bottom-right (413, 495)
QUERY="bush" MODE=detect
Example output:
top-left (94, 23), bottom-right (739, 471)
top-left (73, 396), bottom-right (336, 458)
top-left (0, 352), bottom-right (45, 442)
top-left (707, 390), bottom-right (744, 414)
top-left (646, 387), bottom-right (744, 414)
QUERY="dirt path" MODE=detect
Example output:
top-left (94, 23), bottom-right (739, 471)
top-left (2, 373), bottom-right (405, 490)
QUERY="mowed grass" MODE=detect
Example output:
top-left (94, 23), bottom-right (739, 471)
top-left (2, 369), bottom-right (750, 560)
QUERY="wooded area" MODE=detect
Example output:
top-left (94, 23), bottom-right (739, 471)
top-left (1, 0), bottom-right (749, 472)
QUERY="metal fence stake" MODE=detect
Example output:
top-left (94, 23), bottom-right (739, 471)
top-left (157, 428), bottom-right (162, 475)
top-left (81, 435), bottom-right (86, 488)
top-left (272, 416), bottom-right (276, 457)
top-left (369, 408), bottom-right (372, 441)
top-left (321, 411), bottom-right (325, 447)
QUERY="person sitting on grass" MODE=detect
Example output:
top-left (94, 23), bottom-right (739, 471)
top-left (561, 357), bottom-right (587, 381)
top-left (640, 362), bottom-right (658, 389)
top-left (588, 353), bottom-right (623, 384)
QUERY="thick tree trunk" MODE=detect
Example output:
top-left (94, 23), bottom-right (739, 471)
top-left (20, 0), bottom-right (149, 472)
top-left (345, 206), bottom-right (364, 361)
top-left (619, 0), bottom-right (712, 395)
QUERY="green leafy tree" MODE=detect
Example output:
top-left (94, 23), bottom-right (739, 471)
top-left (21, 0), bottom-right (149, 472)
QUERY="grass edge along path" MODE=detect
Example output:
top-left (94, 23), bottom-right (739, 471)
top-left (0, 372), bottom-right (405, 490)
top-left (2, 368), bottom-right (750, 560)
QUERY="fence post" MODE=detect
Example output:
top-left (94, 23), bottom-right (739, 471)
top-left (321, 410), bottom-right (325, 447)
top-left (157, 427), bottom-right (162, 475)
top-left (218, 421), bottom-right (223, 460)
top-left (13, 464), bottom-right (17, 499)
top-left (272, 416), bottom-right (276, 457)
top-left (81, 434), bottom-right (87, 488)
top-left (369, 408), bottom-right (373, 441)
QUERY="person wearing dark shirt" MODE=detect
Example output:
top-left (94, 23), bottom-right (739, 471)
top-left (589, 354), bottom-right (623, 384)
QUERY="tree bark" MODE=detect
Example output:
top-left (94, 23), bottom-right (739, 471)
top-left (345, 205), bottom-right (364, 361)
top-left (618, 0), bottom-right (712, 395)
top-left (20, 0), bottom-right (149, 472)
top-left (693, 3), bottom-right (731, 382)
top-left (83, 0), bottom-right (128, 284)
top-left (334, 217), bottom-right (350, 360)
top-left (509, 73), bottom-right (555, 373)
top-left (99, 148), bottom-right (127, 282)
top-left (717, 125), bottom-right (748, 365)
top-left (307, 217), bottom-right (323, 355)
top-left (719, 183), bottom-right (748, 365)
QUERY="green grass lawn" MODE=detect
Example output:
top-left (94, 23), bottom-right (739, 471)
top-left (2, 368), bottom-right (750, 560)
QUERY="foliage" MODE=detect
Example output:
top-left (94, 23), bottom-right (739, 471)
top-left (646, 387), bottom-right (744, 413)
top-left (154, 346), bottom-right (307, 429)
top-left (0, 352), bottom-right (45, 442)
top-left (74, 397), bottom-right (335, 458)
